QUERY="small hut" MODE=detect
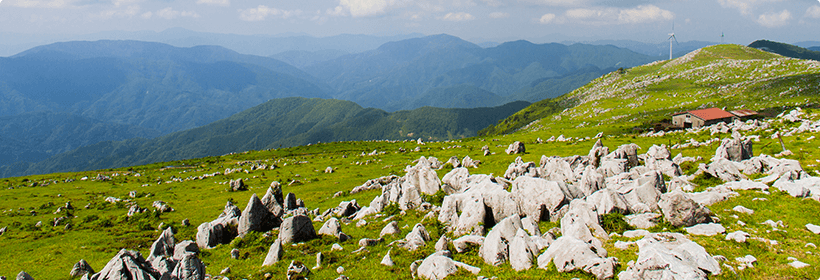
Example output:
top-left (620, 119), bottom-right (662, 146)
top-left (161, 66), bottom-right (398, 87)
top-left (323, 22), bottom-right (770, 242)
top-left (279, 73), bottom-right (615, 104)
top-left (672, 108), bottom-right (737, 128)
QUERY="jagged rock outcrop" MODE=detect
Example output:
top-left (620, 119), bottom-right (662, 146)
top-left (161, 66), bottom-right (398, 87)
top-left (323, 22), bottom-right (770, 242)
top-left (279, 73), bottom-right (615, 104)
top-left (261, 183), bottom-right (285, 218)
top-left (658, 191), bottom-right (713, 227)
top-left (278, 215), bottom-right (317, 244)
top-left (318, 218), bottom-right (351, 241)
top-left (86, 249), bottom-right (163, 280)
top-left (70, 259), bottom-right (95, 278)
top-left (618, 232), bottom-right (720, 279)
top-left (511, 176), bottom-right (567, 221)
top-left (505, 141), bottom-right (525, 155)
top-left (170, 255), bottom-right (206, 280)
top-left (238, 193), bottom-right (280, 238)
top-left (263, 239), bottom-right (283, 266)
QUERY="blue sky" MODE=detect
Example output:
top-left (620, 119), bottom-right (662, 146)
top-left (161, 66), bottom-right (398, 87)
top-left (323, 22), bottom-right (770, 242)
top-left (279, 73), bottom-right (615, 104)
top-left (1, 0), bottom-right (819, 44)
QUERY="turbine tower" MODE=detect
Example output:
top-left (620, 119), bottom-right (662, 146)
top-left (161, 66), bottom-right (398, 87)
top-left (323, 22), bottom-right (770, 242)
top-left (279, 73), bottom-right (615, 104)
top-left (668, 23), bottom-right (678, 60)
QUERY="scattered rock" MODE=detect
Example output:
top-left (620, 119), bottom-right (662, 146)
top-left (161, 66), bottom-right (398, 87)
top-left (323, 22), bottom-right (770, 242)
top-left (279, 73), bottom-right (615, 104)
top-left (806, 224), bottom-right (820, 235)
top-left (170, 255), bottom-right (206, 280)
top-left (381, 250), bottom-right (394, 266)
top-left (220, 267), bottom-right (231, 275)
top-left (435, 236), bottom-right (450, 252)
top-left (318, 218), bottom-right (351, 242)
top-left (618, 232), bottom-right (720, 279)
top-left (658, 191), bottom-right (713, 227)
top-left (725, 231), bottom-right (750, 243)
top-left (506, 141), bottom-right (525, 155)
top-left (537, 236), bottom-right (616, 280)
top-left (263, 239), bottom-right (283, 266)
top-left (196, 222), bottom-right (224, 249)
top-left (278, 215), bottom-right (317, 244)
top-left (238, 193), bottom-right (280, 238)
top-left (86, 249), bottom-right (163, 280)
top-left (173, 240), bottom-right (199, 261)
top-left (380, 221), bottom-right (400, 237)
top-left (314, 252), bottom-right (323, 270)
top-left (148, 227), bottom-right (176, 261)
top-left (453, 235), bottom-right (485, 253)
top-left (685, 223), bottom-right (726, 236)
top-left (331, 243), bottom-right (343, 251)
top-left (15, 272), bottom-right (33, 280)
top-left (70, 259), bottom-right (94, 278)
top-left (286, 260), bottom-right (311, 280)
top-left (732, 205), bottom-right (754, 215)
top-left (230, 179), bottom-right (247, 191)
top-left (735, 255), bottom-right (757, 269)
top-left (230, 248), bottom-right (240, 259)
top-left (401, 223), bottom-right (431, 251)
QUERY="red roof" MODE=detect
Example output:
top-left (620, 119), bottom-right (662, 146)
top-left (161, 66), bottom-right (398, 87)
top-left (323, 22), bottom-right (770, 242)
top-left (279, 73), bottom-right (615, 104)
top-left (673, 108), bottom-right (736, 121)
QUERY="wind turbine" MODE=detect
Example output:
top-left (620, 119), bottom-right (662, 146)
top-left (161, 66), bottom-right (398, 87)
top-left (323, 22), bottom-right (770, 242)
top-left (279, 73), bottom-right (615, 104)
top-left (668, 23), bottom-right (678, 60)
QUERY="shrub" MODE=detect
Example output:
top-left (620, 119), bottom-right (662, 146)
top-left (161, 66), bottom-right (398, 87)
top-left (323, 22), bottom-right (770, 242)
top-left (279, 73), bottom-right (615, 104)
top-left (421, 190), bottom-right (446, 207)
top-left (382, 203), bottom-right (401, 216)
top-left (599, 212), bottom-right (634, 234)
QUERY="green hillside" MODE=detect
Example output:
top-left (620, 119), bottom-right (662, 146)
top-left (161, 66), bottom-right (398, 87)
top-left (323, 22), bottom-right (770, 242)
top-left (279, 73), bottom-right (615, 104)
top-left (0, 98), bottom-right (529, 178)
top-left (484, 44), bottom-right (820, 136)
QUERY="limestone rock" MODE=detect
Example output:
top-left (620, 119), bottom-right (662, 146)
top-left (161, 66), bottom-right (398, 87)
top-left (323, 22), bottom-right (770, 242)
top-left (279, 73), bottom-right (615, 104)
top-left (807, 224), bottom-right (820, 235)
top-left (230, 179), bottom-right (246, 192)
top-left (402, 223), bottom-right (431, 251)
top-left (435, 236), bottom-right (451, 252)
top-left (148, 227), bottom-right (176, 261)
top-left (261, 186), bottom-right (285, 218)
top-left (586, 188), bottom-right (629, 215)
top-left (405, 156), bottom-right (442, 195)
top-left (381, 250), bottom-right (394, 267)
top-left (441, 168), bottom-right (470, 194)
top-left (318, 218), bottom-right (350, 242)
top-left (173, 240), bottom-right (199, 261)
top-left (624, 213), bottom-right (661, 229)
top-left (380, 221), bottom-right (400, 237)
top-left (453, 193), bottom-right (486, 236)
top-left (509, 229), bottom-right (535, 271)
top-left (15, 272), bottom-right (33, 280)
top-left (195, 222), bottom-right (224, 249)
top-left (536, 236), bottom-right (616, 280)
top-left (278, 215), bottom-right (317, 244)
top-left (511, 176), bottom-right (567, 221)
top-left (684, 223), bottom-right (726, 236)
top-left (658, 191), bottom-right (713, 227)
top-left (506, 141), bottom-right (525, 155)
top-left (453, 235), bottom-right (485, 253)
top-left (170, 255), bottom-right (206, 280)
top-left (417, 255), bottom-right (459, 280)
top-left (88, 249), bottom-right (163, 280)
top-left (284, 193), bottom-right (298, 210)
top-left (286, 260), bottom-right (311, 280)
top-left (732, 205), bottom-right (754, 215)
top-left (264, 240), bottom-right (284, 267)
top-left (479, 214), bottom-right (522, 266)
top-left (238, 193), bottom-right (280, 238)
top-left (617, 232), bottom-right (720, 279)
top-left (714, 138), bottom-right (753, 162)
top-left (70, 259), bottom-right (95, 278)
top-left (725, 231), bottom-right (750, 243)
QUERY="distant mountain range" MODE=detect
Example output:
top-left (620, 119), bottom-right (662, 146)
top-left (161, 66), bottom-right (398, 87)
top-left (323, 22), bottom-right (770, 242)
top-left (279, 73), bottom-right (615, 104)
top-left (306, 34), bottom-right (660, 111)
top-left (0, 98), bottom-right (529, 178)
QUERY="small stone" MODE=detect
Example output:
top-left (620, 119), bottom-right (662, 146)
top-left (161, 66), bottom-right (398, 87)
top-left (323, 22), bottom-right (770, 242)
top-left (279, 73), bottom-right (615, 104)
top-left (331, 243), bottom-right (343, 251)
top-left (220, 267), bottom-right (231, 275)
top-left (381, 250), bottom-right (394, 267)
top-left (732, 205), bottom-right (754, 215)
top-left (181, 219), bottom-right (190, 226)
top-left (789, 260), bottom-right (810, 269)
top-left (336, 266), bottom-right (344, 274)
top-left (314, 252), bottom-right (323, 270)
top-left (806, 224), bottom-right (820, 234)
top-left (806, 243), bottom-right (817, 248)
top-left (230, 248), bottom-right (240, 259)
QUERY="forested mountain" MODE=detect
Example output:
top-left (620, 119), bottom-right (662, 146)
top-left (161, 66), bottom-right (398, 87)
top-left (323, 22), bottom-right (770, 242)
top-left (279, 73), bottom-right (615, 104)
top-left (0, 111), bottom-right (160, 166)
top-left (0, 97), bottom-right (529, 177)
top-left (0, 40), bottom-right (331, 134)
top-left (307, 34), bottom-right (660, 111)
top-left (749, 40), bottom-right (820, 61)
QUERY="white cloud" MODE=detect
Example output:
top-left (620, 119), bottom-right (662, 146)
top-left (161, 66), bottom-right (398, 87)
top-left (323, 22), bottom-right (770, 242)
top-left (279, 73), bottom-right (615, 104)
top-left (807, 5), bottom-right (820, 19)
top-left (5, 0), bottom-right (74, 8)
top-left (93, 4), bottom-right (140, 19)
top-left (155, 7), bottom-right (200, 20)
top-left (539, 13), bottom-right (556, 23)
top-left (141, 11), bottom-right (152, 19)
top-left (239, 5), bottom-right (302, 21)
top-left (521, 0), bottom-right (584, 7)
top-left (565, 4), bottom-right (673, 24)
top-left (757, 9), bottom-right (791, 27)
top-left (489, 11), bottom-right (509, 18)
top-left (717, 0), bottom-right (786, 15)
top-left (441, 12), bottom-right (474, 21)
top-left (337, 0), bottom-right (389, 17)
top-left (618, 4), bottom-right (674, 23)
top-left (197, 0), bottom-right (229, 7)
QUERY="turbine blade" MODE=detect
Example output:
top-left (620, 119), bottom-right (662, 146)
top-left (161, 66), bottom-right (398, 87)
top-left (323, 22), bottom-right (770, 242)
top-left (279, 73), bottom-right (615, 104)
top-left (673, 35), bottom-right (679, 45)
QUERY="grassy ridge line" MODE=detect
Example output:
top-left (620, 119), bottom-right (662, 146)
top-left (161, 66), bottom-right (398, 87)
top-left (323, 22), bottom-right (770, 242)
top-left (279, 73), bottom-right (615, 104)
top-left (482, 44), bottom-right (820, 137)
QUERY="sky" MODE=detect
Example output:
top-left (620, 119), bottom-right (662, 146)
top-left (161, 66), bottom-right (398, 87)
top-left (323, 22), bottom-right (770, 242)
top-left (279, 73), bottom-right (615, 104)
top-left (0, 0), bottom-right (819, 44)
